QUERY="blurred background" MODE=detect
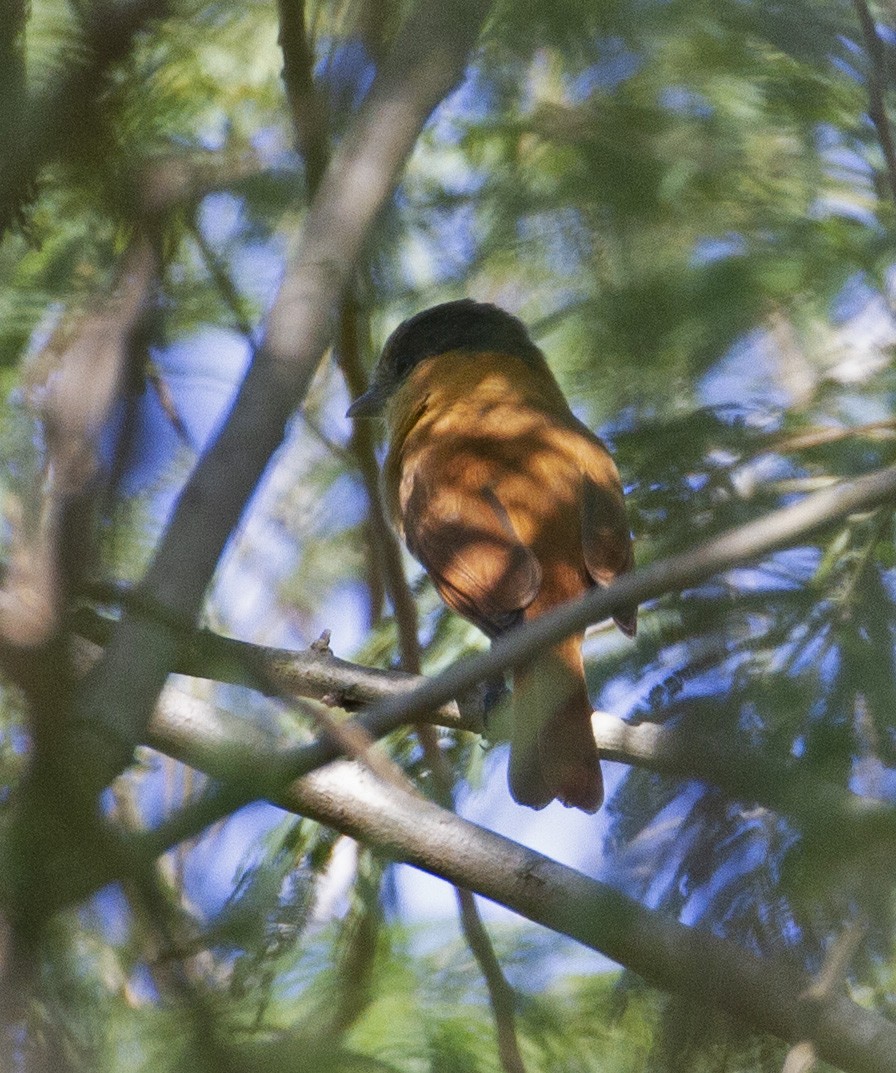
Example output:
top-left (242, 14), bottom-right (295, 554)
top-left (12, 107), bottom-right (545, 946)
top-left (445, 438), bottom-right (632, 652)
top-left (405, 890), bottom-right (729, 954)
top-left (3, 0), bottom-right (896, 1069)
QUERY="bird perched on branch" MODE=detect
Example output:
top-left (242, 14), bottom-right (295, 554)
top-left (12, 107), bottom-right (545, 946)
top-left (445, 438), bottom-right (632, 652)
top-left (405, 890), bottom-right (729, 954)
top-left (347, 300), bottom-right (636, 812)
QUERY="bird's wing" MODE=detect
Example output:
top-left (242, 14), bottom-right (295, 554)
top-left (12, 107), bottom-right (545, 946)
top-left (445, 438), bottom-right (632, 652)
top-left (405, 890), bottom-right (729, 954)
top-left (577, 435), bottom-right (637, 637)
top-left (402, 472), bottom-right (542, 638)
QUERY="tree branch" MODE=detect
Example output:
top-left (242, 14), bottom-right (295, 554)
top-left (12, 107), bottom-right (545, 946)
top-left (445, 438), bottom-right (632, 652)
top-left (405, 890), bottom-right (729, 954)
top-left (132, 687), bottom-right (896, 1073)
top-left (45, 617), bottom-right (896, 950)
top-left (782, 917), bottom-right (869, 1073)
top-left (347, 464), bottom-right (896, 741)
top-left (0, 0), bottom-right (171, 235)
top-left (68, 606), bottom-right (474, 729)
top-left (286, 766), bottom-right (896, 1073)
top-left (18, 687), bottom-right (851, 1063)
top-left (66, 0), bottom-right (495, 798)
top-left (852, 0), bottom-right (896, 205)
top-left (71, 520), bottom-right (896, 861)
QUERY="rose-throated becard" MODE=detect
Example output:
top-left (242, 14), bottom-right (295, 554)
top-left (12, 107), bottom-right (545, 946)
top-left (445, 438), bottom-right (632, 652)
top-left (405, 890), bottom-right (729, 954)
top-left (347, 300), bottom-right (636, 812)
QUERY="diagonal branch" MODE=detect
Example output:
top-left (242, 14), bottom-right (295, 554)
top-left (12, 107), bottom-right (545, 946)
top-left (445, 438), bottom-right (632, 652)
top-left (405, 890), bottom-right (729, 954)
top-left (66, 0), bottom-right (495, 798)
top-left (129, 686), bottom-right (896, 1073)
top-left (349, 464), bottom-right (896, 739)
top-left (71, 462), bottom-right (896, 746)
top-left (54, 620), bottom-right (896, 920)
top-left (782, 917), bottom-right (869, 1073)
top-left (284, 764), bottom-right (896, 1073)
top-left (67, 464), bottom-right (896, 853)
top-left (6, 678), bottom-right (861, 1069)
top-left (852, 0), bottom-right (896, 205)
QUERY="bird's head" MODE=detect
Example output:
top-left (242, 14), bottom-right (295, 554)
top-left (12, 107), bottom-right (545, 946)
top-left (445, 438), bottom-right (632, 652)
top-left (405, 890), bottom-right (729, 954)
top-left (345, 299), bottom-right (541, 418)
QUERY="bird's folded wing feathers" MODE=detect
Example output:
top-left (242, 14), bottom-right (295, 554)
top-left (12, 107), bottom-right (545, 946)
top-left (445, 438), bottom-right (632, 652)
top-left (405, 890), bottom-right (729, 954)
top-left (402, 474), bottom-right (542, 638)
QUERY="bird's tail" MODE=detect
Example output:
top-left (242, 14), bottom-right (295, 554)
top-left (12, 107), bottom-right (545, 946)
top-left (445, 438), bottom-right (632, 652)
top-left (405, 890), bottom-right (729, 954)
top-left (507, 635), bottom-right (603, 813)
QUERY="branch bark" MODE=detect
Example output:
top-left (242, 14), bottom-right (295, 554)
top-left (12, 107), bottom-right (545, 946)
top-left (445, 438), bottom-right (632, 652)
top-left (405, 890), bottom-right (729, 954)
top-left (133, 687), bottom-right (896, 1073)
top-left (16, 635), bottom-right (896, 1073)
top-left (43, 618), bottom-right (896, 939)
top-left (9, 664), bottom-right (895, 1072)
top-left (285, 765), bottom-right (896, 1073)
top-left (67, 0), bottom-right (495, 797)
top-left (71, 525), bottom-right (896, 861)
top-left (346, 464), bottom-right (896, 740)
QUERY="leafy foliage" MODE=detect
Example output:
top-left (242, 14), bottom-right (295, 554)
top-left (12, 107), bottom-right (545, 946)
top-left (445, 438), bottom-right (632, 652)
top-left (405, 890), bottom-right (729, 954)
top-left (2, 0), bottom-right (896, 1069)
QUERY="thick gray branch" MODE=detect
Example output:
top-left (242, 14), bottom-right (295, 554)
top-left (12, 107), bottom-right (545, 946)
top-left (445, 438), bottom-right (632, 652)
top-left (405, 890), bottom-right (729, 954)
top-left (288, 766), bottom-right (896, 1073)
top-left (68, 0), bottom-right (494, 793)
top-left (70, 596), bottom-right (896, 858)
top-left (13, 651), bottom-right (896, 1073)
top-left (139, 687), bottom-right (896, 1073)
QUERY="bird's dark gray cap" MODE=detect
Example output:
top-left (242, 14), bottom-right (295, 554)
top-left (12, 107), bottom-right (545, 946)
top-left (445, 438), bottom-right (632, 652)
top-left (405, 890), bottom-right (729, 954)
top-left (346, 299), bottom-right (541, 417)
top-left (381, 299), bottom-right (540, 382)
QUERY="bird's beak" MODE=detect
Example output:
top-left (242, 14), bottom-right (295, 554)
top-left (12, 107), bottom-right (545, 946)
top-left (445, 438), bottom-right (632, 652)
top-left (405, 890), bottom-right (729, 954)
top-left (346, 384), bottom-right (387, 418)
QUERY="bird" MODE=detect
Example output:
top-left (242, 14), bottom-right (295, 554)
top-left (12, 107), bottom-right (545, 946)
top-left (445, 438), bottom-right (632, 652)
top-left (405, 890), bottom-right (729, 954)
top-left (347, 299), bottom-right (636, 812)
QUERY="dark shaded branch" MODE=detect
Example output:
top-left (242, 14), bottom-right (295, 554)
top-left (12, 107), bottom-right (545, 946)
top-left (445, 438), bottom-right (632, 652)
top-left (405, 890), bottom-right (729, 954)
top-left (276, 3), bottom-right (387, 621)
top-left (276, 0), bottom-right (330, 191)
top-left (0, 0), bottom-right (171, 235)
top-left (454, 887), bottom-right (528, 1073)
top-left (71, 532), bottom-right (896, 861)
top-left (66, 0), bottom-right (495, 798)
top-left (274, 3), bottom-right (413, 638)
top-left (68, 606), bottom-right (472, 729)
top-left (50, 621), bottom-right (896, 939)
top-left (339, 300), bottom-right (423, 649)
top-left (853, 0), bottom-right (896, 204)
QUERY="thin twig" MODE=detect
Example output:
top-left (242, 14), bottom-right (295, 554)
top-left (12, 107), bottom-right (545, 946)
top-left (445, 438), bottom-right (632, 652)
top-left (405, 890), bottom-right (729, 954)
top-left (188, 216), bottom-right (257, 341)
top-left (766, 418), bottom-right (896, 455)
top-left (276, 0), bottom-right (330, 191)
